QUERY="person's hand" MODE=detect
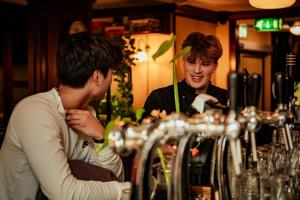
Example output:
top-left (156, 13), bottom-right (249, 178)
top-left (65, 109), bottom-right (104, 140)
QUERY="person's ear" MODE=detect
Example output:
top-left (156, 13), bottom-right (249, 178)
top-left (93, 70), bottom-right (103, 85)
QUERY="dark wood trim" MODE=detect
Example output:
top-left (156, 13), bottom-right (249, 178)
top-left (27, 0), bottom-right (93, 93)
top-left (175, 5), bottom-right (218, 23)
top-left (13, 81), bottom-right (28, 88)
top-left (27, 3), bottom-right (35, 95)
top-left (229, 20), bottom-right (238, 71)
top-left (3, 31), bottom-right (13, 126)
top-left (92, 3), bottom-right (176, 18)
top-left (238, 49), bottom-right (269, 56)
top-left (0, 2), bottom-right (26, 25)
top-left (227, 7), bottom-right (300, 20)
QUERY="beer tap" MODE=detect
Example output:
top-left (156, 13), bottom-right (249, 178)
top-left (244, 73), bottom-right (262, 162)
top-left (171, 110), bottom-right (226, 200)
top-left (286, 53), bottom-right (296, 114)
top-left (226, 72), bottom-right (242, 175)
top-left (134, 114), bottom-right (187, 200)
top-left (214, 72), bottom-right (242, 200)
top-left (274, 72), bottom-right (293, 150)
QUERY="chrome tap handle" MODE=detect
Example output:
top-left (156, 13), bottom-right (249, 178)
top-left (285, 123), bottom-right (293, 150)
top-left (246, 106), bottom-right (259, 162)
top-left (250, 131), bottom-right (258, 162)
top-left (226, 112), bottom-right (241, 175)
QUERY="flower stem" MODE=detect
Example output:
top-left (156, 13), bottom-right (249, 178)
top-left (156, 147), bottom-right (170, 186)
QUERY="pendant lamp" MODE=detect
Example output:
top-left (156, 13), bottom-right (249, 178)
top-left (249, 0), bottom-right (296, 9)
top-left (290, 22), bottom-right (300, 35)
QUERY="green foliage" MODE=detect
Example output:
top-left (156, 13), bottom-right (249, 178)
top-left (172, 61), bottom-right (180, 113)
top-left (171, 46), bottom-right (191, 113)
top-left (110, 34), bottom-right (136, 119)
top-left (152, 35), bottom-right (190, 113)
top-left (295, 82), bottom-right (300, 106)
top-left (170, 46), bottom-right (191, 63)
top-left (96, 117), bottom-right (121, 153)
top-left (135, 108), bottom-right (145, 123)
top-left (94, 34), bottom-right (146, 153)
top-left (152, 35), bottom-right (176, 62)
top-left (151, 35), bottom-right (191, 186)
top-left (156, 148), bottom-right (170, 186)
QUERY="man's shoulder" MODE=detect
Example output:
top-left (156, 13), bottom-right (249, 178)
top-left (13, 90), bottom-right (55, 113)
top-left (151, 84), bottom-right (174, 94)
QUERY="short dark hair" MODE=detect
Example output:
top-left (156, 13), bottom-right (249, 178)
top-left (57, 32), bottom-right (122, 88)
top-left (181, 32), bottom-right (222, 64)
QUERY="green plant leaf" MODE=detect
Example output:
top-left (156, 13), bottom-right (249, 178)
top-left (173, 62), bottom-right (180, 113)
top-left (295, 82), bottom-right (300, 106)
top-left (135, 108), bottom-right (145, 123)
top-left (96, 117), bottom-right (121, 153)
top-left (170, 46), bottom-right (191, 63)
top-left (152, 35), bottom-right (176, 62)
top-left (156, 147), bottom-right (170, 186)
top-left (169, 46), bottom-right (191, 114)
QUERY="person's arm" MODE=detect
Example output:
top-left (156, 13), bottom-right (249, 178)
top-left (66, 108), bottom-right (124, 180)
top-left (66, 108), bottom-right (105, 140)
top-left (16, 101), bottom-right (129, 200)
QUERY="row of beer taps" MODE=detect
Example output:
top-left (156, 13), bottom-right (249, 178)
top-left (108, 61), bottom-right (297, 199)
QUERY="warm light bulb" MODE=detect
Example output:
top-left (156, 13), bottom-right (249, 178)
top-left (136, 51), bottom-right (148, 62)
top-left (249, 0), bottom-right (295, 9)
top-left (290, 22), bottom-right (300, 35)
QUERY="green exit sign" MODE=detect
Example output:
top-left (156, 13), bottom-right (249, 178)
top-left (254, 18), bottom-right (282, 31)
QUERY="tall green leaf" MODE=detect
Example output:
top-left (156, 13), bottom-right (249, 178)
top-left (96, 117), bottom-right (121, 153)
top-left (170, 46), bottom-right (191, 63)
top-left (171, 46), bottom-right (191, 113)
top-left (173, 62), bottom-right (180, 113)
top-left (156, 148), bottom-right (170, 186)
top-left (152, 35), bottom-right (176, 61)
top-left (295, 82), bottom-right (300, 106)
top-left (135, 108), bottom-right (145, 123)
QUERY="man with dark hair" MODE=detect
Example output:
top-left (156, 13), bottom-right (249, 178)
top-left (143, 32), bottom-right (228, 187)
top-left (0, 32), bottom-right (130, 200)
top-left (144, 32), bottom-right (228, 116)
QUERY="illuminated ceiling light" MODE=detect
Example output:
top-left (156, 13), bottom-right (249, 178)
top-left (249, 0), bottom-right (296, 9)
top-left (290, 22), bottom-right (300, 35)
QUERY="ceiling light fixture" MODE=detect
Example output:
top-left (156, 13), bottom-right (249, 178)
top-left (290, 22), bottom-right (300, 35)
top-left (249, 0), bottom-right (295, 9)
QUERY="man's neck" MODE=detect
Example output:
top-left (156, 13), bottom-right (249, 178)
top-left (57, 85), bottom-right (90, 110)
